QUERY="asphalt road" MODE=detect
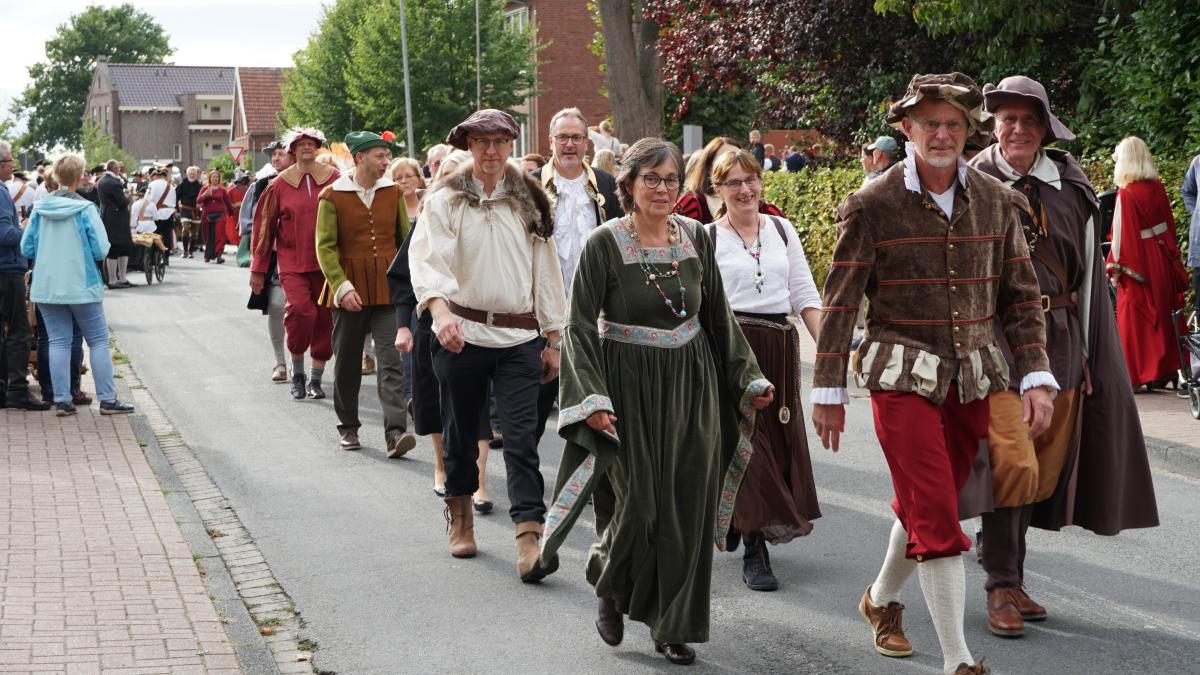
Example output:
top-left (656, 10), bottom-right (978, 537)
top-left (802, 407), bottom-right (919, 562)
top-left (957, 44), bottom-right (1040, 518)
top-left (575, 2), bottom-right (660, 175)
top-left (103, 255), bottom-right (1200, 674)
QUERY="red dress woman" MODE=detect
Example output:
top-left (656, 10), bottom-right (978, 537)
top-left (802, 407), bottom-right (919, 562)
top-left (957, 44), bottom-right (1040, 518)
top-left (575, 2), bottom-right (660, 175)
top-left (1106, 137), bottom-right (1188, 388)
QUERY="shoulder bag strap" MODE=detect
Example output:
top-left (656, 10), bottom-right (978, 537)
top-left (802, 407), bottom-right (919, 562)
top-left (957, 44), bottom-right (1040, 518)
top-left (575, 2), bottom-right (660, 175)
top-left (768, 215), bottom-right (788, 247)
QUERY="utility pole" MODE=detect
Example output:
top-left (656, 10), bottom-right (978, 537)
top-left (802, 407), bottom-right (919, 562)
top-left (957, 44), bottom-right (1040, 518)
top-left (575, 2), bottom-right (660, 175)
top-left (475, 0), bottom-right (482, 109)
top-left (400, 0), bottom-right (415, 157)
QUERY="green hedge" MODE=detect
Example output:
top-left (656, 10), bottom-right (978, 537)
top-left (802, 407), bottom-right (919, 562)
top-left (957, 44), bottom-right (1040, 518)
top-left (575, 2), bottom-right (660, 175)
top-left (764, 156), bottom-right (1194, 293)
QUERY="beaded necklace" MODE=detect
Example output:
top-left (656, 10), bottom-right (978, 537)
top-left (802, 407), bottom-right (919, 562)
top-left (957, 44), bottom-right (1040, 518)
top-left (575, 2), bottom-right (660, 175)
top-left (624, 216), bottom-right (688, 319)
top-left (729, 216), bottom-right (765, 293)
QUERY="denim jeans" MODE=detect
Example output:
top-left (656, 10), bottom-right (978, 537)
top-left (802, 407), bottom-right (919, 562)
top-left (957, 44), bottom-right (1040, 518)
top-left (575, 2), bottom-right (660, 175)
top-left (36, 306), bottom-right (83, 399)
top-left (38, 302), bottom-right (116, 403)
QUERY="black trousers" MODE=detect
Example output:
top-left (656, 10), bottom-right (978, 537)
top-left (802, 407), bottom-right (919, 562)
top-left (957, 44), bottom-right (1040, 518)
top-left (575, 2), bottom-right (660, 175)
top-left (980, 504), bottom-right (1034, 591)
top-left (433, 338), bottom-right (545, 524)
top-left (534, 376), bottom-right (559, 443)
top-left (155, 218), bottom-right (175, 251)
top-left (0, 272), bottom-right (33, 400)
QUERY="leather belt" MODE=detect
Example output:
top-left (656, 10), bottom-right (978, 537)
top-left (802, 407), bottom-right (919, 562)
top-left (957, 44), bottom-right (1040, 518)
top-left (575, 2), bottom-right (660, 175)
top-left (449, 301), bottom-right (539, 331)
top-left (1040, 291), bottom-right (1078, 313)
top-left (1140, 222), bottom-right (1168, 239)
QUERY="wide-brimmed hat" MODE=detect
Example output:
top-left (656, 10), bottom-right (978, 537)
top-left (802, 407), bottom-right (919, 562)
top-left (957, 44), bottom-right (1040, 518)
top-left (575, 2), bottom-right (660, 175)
top-left (886, 72), bottom-right (993, 139)
top-left (345, 130), bottom-right (402, 156)
top-left (282, 127), bottom-right (328, 153)
top-left (982, 76), bottom-right (1075, 145)
top-left (446, 109), bottom-right (520, 150)
top-left (262, 140), bottom-right (286, 153)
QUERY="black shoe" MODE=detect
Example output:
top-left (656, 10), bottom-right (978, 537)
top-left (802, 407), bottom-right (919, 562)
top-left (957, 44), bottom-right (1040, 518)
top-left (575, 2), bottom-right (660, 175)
top-left (307, 380), bottom-right (326, 399)
top-left (742, 538), bottom-right (779, 592)
top-left (99, 400), bottom-right (134, 415)
top-left (291, 373), bottom-right (307, 400)
top-left (596, 597), bottom-right (624, 646)
top-left (6, 394), bottom-right (53, 411)
top-left (55, 402), bottom-right (78, 417)
top-left (653, 640), bottom-right (696, 665)
top-left (473, 498), bottom-right (494, 514)
top-left (488, 435), bottom-right (503, 449)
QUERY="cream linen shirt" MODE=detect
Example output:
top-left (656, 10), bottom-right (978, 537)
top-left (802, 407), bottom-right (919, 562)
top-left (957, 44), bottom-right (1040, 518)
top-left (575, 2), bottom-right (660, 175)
top-left (410, 175), bottom-right (567, 349)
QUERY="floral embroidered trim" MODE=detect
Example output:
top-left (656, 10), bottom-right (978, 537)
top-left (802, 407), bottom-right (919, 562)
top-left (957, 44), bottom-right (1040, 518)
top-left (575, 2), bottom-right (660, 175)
top-left (542, 454), bottom-right (596, 547)
top-left (557, 394), bottom-right (615, 432)
top-left (714, 377), bottom-right (772, 551)
top-left (600, 316), bottom-right (700, 348)
top-left (609, 220), bottom-right (699, 265)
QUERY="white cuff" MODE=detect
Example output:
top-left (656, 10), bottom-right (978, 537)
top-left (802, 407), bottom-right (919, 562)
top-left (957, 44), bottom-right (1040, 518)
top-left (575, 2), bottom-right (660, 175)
top-left (810, 387), bottom-right (850, 405)
top-left (1019, 371), bottom-right (1060, 398)
top-left (333, 280), bottom-right (355, 308)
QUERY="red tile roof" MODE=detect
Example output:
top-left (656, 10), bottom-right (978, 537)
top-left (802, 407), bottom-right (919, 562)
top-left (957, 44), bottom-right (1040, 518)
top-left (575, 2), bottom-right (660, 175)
top-left (236, 68), bottom-right (290, 135)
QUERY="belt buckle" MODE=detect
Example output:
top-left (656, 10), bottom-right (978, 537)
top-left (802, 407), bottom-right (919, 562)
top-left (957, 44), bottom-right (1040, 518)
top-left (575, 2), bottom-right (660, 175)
top-left (1040, 294), bottom-right (1051, 312)
top-left (485, 310), bottom-right (495, 326)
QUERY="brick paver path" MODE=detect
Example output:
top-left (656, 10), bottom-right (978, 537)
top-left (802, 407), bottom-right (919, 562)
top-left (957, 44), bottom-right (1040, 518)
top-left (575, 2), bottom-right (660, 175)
top-left (1, 407), bottom-right (240, 674)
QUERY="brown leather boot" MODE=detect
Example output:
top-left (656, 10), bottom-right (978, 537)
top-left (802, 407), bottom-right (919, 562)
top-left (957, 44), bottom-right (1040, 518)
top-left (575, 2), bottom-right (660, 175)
top-left (444, 495), bottom-right (476, 558)
top-left (1013, 586), bottom-right (1047, 621)
top-left (986, 587), bottom-right (1025, 637)
top-left (515, 521), bottom-right (556, 583)
top-left (858, 586), bottom-right (913, 657)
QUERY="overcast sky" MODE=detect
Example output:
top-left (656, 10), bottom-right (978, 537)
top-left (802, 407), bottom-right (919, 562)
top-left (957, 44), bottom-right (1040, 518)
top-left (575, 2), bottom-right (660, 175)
top-left (3, 0), bottom-right (327, 124)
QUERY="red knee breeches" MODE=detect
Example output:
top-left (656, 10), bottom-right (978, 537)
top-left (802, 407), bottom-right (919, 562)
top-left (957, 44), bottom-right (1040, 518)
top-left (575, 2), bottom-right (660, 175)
top-left (279, 270), bottom-right (333, 361)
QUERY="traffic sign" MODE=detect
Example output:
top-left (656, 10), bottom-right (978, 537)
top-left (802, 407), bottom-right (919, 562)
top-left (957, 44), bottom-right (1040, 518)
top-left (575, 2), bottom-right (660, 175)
top-left (226, 145), bottom-right (245, 164)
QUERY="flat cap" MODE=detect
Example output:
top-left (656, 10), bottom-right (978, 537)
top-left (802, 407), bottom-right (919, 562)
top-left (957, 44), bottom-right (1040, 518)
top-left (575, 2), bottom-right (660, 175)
top-left (446, 109), bottom-right (520, 150)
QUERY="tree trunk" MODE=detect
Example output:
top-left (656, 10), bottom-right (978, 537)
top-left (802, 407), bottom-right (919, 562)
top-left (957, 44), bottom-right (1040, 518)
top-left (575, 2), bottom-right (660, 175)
top-left (598, 0), bottom-right (662, 142)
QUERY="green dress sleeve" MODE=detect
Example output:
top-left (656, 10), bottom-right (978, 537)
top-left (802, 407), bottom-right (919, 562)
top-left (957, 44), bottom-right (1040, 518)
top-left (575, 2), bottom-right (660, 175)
top-left (540, 228), bottom-right (618, 566)
top-left (315, 196), bottom-right (347, 293)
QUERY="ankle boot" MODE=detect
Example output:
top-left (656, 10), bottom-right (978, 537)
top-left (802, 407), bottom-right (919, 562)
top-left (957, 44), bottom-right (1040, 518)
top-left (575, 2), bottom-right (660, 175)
top-left (290, 372), bottom-right (307, 400)
top-left (444, 495), bottom-right (476, 558)
top-left (595, 597), bottom-right (624, 646)
top-left (742, 537), bottom-right (779, 591)
top-left (515, 521), bottom-right (557, 583)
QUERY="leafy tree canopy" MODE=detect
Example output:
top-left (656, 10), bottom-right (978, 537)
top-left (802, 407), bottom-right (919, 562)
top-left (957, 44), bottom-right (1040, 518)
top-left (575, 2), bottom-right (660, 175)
top-left (80, 119), bottom-right (136, 171)
top-left (13, 4), bottom-right (172, 151)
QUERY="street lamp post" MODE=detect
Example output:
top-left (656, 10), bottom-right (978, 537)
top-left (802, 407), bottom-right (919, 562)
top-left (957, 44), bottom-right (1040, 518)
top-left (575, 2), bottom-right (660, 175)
top-left (400, 0), bottom-right (415, 157)
top-left (475, 0), bottom-right (481, 110)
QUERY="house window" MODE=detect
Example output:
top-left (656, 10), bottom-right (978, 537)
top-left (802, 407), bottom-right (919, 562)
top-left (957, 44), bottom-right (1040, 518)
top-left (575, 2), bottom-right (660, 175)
top-left (173, 144), bottom-right (182, 162)
top-left (212, 143), bottom-right (223, 153)
top-left (212, 105), bottom-right (221, 115)
top-left (105, 106), bottom-right (110, 127)
top-left (504, 7), bottom-right (529, 31)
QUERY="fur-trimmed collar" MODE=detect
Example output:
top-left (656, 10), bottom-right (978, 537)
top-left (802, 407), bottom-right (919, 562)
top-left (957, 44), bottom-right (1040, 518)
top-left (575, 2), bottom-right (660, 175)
top-left (430, 162), bottom-right (553, 238)
top-left (275, 162), bottom-right (337, 189)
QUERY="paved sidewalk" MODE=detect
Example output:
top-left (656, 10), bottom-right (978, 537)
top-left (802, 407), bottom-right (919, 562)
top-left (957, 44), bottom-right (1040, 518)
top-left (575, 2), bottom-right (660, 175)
top-left (0, 404), bottom-right (240, 673)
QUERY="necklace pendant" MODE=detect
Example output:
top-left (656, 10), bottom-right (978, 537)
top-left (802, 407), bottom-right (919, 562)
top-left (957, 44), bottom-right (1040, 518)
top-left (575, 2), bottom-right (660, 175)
top-left (648, 273), bottom-right (656, 281)
top-left (778, 406), bottom-right (791, 424)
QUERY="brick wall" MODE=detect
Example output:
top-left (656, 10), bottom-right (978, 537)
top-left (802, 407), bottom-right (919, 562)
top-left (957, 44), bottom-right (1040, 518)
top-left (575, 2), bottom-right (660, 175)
top-left (117, 112), bottom-right (184, 165)
top-left (524, 1), bottom-right (611, 156)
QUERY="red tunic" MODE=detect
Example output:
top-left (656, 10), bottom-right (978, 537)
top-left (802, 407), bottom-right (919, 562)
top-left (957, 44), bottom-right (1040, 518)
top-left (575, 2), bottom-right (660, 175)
top-left (250, 164), bottom-right (339, 275)
top-left (224, 184), bottom-right (247, 245)
top-left (1106, 179), bottom-right (1187, 386)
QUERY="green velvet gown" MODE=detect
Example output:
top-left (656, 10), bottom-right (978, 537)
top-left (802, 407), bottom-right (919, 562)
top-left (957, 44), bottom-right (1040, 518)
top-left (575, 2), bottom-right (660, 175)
top-left (541, 216), bottom-right (769, 644)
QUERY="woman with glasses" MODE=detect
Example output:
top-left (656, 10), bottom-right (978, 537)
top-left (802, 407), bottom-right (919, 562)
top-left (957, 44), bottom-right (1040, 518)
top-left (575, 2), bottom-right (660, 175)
top-left (541, 138), bottom-right (773, 665)
top-left (673, 136), bottom-right (786, 224)
top-left (707, 149), bottom-right (822, 594)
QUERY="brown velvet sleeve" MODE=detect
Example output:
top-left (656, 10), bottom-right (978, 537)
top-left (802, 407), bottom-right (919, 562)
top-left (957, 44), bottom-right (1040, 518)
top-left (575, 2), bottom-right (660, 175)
top-left (812, 195), bottom-right (876, 390)
top-left (250, 182), bottom-right (280, 274)
top-left (996, 191), bottom-right (1051, 379)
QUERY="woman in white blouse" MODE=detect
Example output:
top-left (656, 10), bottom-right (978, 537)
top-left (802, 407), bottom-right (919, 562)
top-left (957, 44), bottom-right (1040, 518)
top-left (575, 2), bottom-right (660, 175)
top-left (707, 149), bottom-right (822, 593)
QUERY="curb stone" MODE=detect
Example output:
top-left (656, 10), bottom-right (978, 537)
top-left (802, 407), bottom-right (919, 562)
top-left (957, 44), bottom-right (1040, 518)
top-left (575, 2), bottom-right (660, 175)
top-left (1145, 436), bottom-right (1200, 480)
top-left (114, 345), bottom-right (318, 674)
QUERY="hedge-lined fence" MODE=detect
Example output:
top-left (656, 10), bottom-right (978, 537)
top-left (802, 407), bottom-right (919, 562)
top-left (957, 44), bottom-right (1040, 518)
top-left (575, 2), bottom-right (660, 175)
top-left (763, 156), bottom-right (1193, 292)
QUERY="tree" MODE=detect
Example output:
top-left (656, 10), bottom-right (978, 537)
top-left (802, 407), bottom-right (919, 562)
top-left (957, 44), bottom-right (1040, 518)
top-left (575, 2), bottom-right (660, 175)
top-left (12, 4), bottom-right (172, 151)
top-left (80, 120), bottom-right (136, 171)
top-left (282, 0), bottom-right (539, 155)
top-left (345, 0), bottom-right (539, 153)
top-left (281, 0), bottom-right (374, 142)
top-left (645, 0), bottom-right (959, 147)
top-left (596, 0), bottom-right (663, 140)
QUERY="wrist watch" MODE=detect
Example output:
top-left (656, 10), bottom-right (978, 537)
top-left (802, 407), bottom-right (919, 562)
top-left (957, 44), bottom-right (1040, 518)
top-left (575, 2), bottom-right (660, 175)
top-left (545, 339), bottom-right (561, 351)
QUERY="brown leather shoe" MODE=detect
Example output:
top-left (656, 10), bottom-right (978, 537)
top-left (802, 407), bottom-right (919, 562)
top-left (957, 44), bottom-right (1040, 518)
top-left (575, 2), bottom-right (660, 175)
top-left (515, 521), bottom-right (557, 583)
top-left (339, 431), bottom-right (362, 450)
top-left (858, 586), bottom-right (913, 657)
top-left (953, 658), bottom-right (992, 674)
top-left (386, 432), bottom-right (416, 459)
top-left (444, 495), bottom-right (476, 558)
top-left (1013, 586), bottom-right (1047, 621)
top-left (987, 587), bottom-right (1025, 637)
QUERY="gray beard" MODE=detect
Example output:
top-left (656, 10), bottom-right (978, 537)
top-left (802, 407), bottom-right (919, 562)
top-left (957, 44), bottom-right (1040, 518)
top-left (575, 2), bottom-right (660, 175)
top-left (925, 155), bottom-right (956, 168)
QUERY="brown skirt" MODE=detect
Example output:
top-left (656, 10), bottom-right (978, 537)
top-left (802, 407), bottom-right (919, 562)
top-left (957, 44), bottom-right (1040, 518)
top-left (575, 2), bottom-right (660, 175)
top-left (731, 316), bottom-right (821, 544)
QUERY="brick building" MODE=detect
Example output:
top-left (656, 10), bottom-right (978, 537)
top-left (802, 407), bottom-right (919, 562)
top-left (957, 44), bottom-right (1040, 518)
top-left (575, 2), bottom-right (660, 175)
top-left (504, 1), bottom-right (611, 157)
top-left (229, 67), bottom-right (291, 171)
top-left (83, 58), bottom-right (235, 169)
